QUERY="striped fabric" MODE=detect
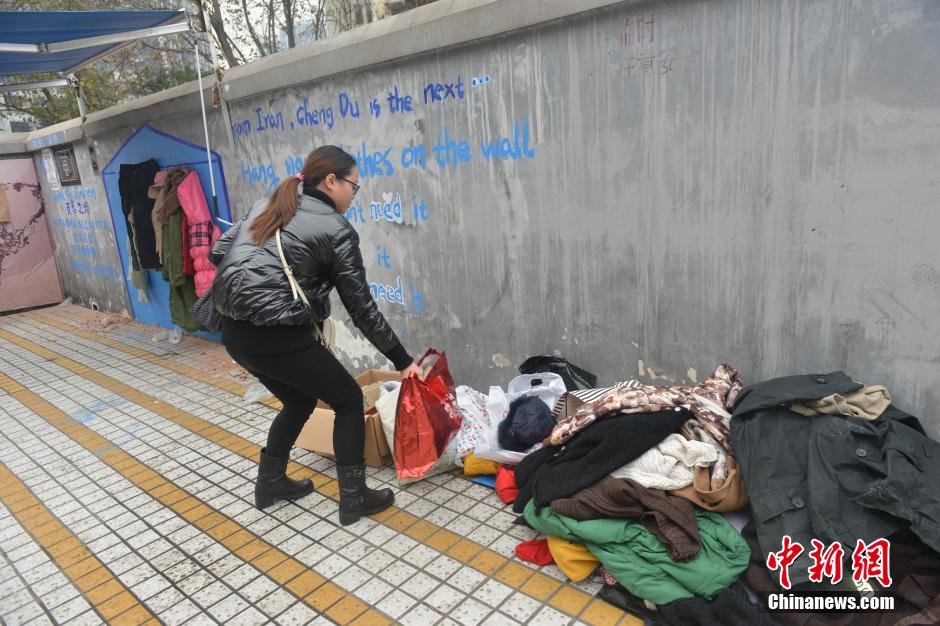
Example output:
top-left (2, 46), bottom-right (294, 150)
top-left (551, 380), bottom-right (642, 420)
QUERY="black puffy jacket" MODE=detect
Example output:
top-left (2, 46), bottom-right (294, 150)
top-left (210, 191), bottom-right (402, 356)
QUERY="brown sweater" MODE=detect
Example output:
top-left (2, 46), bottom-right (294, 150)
top-left (551, 476), bottom-right (701, 562)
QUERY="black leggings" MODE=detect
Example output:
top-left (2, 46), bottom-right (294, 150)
top-left (224, 342), bottom-right (365, 465)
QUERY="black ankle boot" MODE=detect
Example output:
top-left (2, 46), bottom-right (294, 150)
top-left (336, 463), bottom-right (394, 525)
top-left (255, 448), bottom-right (314, 509)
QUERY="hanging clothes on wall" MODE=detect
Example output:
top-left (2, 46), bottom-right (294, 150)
top-left (161, 205), bottom-right (200, 331)
top-left (180, 211), bottom-right (195, 277)
top-left (118, 159), bottom-right (161, 270)
top-left (148, 167), bottom-right (189, 265)
top-left (176, 171), bottom-right (220, 296)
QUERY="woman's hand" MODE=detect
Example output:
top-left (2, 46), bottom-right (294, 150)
top-left (401, 363), bottom-right (423, 380)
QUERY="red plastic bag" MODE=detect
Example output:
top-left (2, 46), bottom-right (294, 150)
top-left (394, 349), bottom-right (462, 481)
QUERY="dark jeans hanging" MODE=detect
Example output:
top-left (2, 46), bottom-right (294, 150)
top-left (118, 159), bottom-right (161, 270)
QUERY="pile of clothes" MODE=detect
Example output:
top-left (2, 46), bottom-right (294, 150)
top-left (387, 353), bottom-right (940, 622)
top-left (118, 159), bottom-right (220, 329)
top-left (503, 365), bottom-right (758, 618)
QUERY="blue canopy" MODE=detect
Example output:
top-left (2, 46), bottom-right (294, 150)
top-left (0, 10), bottom-right (187, 77)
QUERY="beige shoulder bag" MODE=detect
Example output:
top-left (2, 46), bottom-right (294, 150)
top-left (276, 228), bottom-right (336, 353)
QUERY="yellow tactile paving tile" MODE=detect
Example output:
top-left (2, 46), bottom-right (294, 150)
top-left (0, 462), bottom-right (157, 624)
top-left (2, 310), bottom-right (642, 624)
top-left (0, 370), bottom-right (393, 626)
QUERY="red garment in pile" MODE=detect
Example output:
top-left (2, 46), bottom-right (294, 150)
top-left (515, 538), bottom-right (554, 566)
top-left (495, 466), bottom-right (518, 504)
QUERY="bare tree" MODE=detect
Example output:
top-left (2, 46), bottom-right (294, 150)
top-left (281, 0), bottom-right (298, 48)
top-left (192, 0), bottom-right (244, 67)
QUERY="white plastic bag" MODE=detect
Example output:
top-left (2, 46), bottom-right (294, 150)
top-left (376, 383), bottom-right (401, 455)
top-left (150, 329), bottom-right (170, 343)
top-left (506, 373), bottom-right (566, 407)
top-left (472, 374), bottom-right (563, 464)
top-left (243, 382), bottom-right (272, 404)
top-left (168, 327), bottom-right (182, 344)
top-left (474, 386), bottom-right (534, 464)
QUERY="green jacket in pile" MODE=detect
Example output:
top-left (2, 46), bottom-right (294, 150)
top-left (524, 500), bottom-right (750, 604)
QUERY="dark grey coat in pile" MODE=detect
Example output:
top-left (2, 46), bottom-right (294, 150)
top-left (731, 371), bottom-right (940, 588)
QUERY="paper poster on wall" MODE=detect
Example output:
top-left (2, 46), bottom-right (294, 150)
top-left (40, 148), bottom-right (61, 191)
top-left (53, 145), bottom-right (81, 186)
top-left (0, 158), bottom-right (64, 312)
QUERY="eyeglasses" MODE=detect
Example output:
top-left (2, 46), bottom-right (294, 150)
top-left (338, 176), bottom-right (360, 195)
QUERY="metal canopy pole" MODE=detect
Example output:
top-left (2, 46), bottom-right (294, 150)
top-left (0, 78), bottom-right (69, 93)
top-left (0, 21), bottom-right (189, 55)
top-left (66, 74), bottom-right (86, 121)
top-left (193, 30), bottom-right (225, 223)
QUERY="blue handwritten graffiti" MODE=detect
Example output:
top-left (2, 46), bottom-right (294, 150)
top-left (423, 76), bottom-right (465, 104)
top-left (355, 142), bottom-right (394, 178)
top-left (53, 217), bottom-right (110, 231)
top-left (345, 201), bottom-right (366, 224)
top-left (400, 145), bottom-right (426, 169)
top-left (72, 260), bottom-right (120, 280)
top-left (479, 119), bottom-right (536, 161)
top-left (376, 247), bottom-right (392, 269)
top-left (232, 119), bottom-right (252, 137)
top-left (285, 154), bottom-right (304, 177)
top-left (411, 196), bottom-right (429, 223)
top-left (339, 93), bottom-right (360, 119)
top-left (255, 107), bottom-right (285, 132)
top-left (65, 199), bottom-right (91, 216)
top-left (432, 125), bottom-right (472, 170)
top-left (369, 193), bottom-right (404, 223)
top-left (409, 284), bottom-right (427, 314)
top-left (295, 94), bottom-right (335, 130)
top-left (370, 275), bottom-right (406, 305)
top-left (387, 85), bottom-right (413, 114)
top-left (241, 159), bottom-right (280, 193)
top-left (54, 186), bottom-right (97, 203)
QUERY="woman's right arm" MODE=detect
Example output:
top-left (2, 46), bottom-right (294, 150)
top-left (329, 226), bottom-right (414, 370)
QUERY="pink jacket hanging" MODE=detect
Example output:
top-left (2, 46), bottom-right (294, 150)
top-left (176, 171), bottom-right (221, 296)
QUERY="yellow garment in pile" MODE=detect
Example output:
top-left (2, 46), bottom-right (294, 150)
top-left (546, 535), bottom-right (600, 582)
top-left (462, 453), bottom-right (501, 476)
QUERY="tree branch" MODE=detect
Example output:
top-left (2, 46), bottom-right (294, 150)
top-left (239, 0), bottom-right (269, 57)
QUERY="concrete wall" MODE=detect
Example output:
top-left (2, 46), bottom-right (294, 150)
top-left (20, 0), bottom-right (940, 435)
top-left (30, 135), bottom-right (132, 316)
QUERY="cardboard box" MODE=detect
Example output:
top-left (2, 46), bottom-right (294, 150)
top-left (294, 369), bottom-right (400, 467)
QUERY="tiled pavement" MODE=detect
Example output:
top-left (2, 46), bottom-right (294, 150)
top-left (0, 306), bottom-right (638, 626)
